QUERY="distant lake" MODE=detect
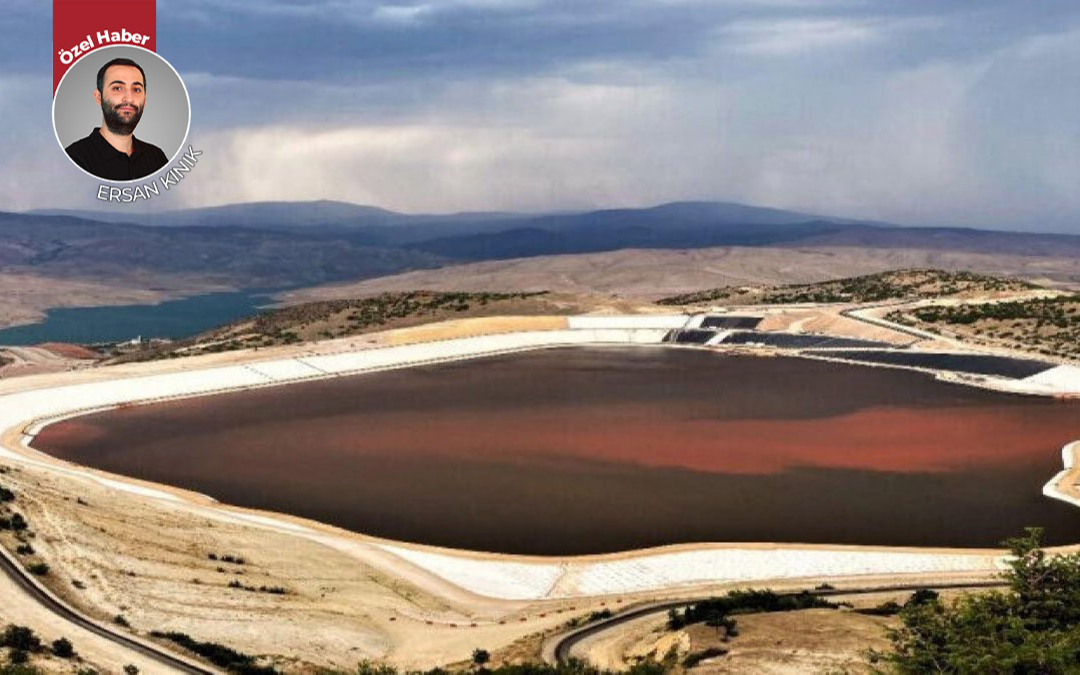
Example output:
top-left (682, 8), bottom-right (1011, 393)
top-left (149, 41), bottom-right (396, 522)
top-left (0, 290), bottom-right (275, 346)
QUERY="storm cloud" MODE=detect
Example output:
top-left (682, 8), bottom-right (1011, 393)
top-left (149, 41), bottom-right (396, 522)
top-left (2, 0), bottom-right (1078, 231)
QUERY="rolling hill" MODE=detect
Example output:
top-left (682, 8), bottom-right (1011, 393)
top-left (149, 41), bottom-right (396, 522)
top-left (5, 201), bottom-right (1080, 316)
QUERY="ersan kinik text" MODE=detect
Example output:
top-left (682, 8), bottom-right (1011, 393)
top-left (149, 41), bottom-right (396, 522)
top-left (96, 147), bottom-right (203, 204)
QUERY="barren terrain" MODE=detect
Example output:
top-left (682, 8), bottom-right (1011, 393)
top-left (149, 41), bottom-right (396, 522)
top-left (280, 246), bottom-right (1080, 304)
top-left (887, 295), bottom-right (1080, 361)
top-left (120, 291), bottom-right (603, 362)
top-left (571, 589), bottom-right (999, 673)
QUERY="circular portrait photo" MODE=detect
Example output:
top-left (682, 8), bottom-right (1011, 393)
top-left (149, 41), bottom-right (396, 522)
top-left (53, 45), bottom-right (190, 183)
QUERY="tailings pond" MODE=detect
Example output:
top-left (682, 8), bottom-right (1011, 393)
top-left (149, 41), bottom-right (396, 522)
top-left (35, 348), bottom-right (1080, 555)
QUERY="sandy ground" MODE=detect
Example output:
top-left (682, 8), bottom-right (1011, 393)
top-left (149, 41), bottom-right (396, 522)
top-left (0, 456), bottom-right (586, 671)
top-left (1047, 442), bottom-right (1080, 507)
top-left (572, 609), bottom-right (893, 673)
top-left (571, 588), bottom-right (995, 673)
top-left (683, 609), bottom-right (891, 673)
top-left (0, 312), bottom-right (1071, 671)
top-left (0, 546), bottom-right (192, 673)
top-left (382, 315), bottom-right (570, 345)
top-left (279, 246), bottom-right (1080, 304)
top-left (756, 309), bottom-right (919, 347)
top-left (0, 346), bottom-right (100, 379)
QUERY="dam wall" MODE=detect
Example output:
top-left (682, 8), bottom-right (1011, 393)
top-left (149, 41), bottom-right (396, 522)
top-left (374, 542), bottom-right (999, 601)
top-left (1043, 441), bottom-right (1080, 509)
top-left (567, 315), bottom-right (691, 330)
top-left (0, 324), bottom-right (673, 453)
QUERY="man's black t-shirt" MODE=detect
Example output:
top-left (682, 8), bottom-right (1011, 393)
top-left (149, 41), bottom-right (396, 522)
top-left (65, 128), bottom-right (168, 181)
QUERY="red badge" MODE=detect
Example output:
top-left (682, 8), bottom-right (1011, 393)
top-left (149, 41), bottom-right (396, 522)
top-left (53, 0), bottom-right (156, 96)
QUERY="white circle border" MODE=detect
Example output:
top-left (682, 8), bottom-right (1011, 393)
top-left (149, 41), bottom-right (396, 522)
top-left (52, 44), bottom-right (192, 185)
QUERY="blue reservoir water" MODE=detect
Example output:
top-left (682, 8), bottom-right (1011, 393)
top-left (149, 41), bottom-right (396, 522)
top-left (0, 290), bottom-right (274, 346)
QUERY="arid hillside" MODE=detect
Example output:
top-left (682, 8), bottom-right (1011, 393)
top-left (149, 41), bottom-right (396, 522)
top-left (659, 269), bottom-right (1039, 306)
top-left (109, 291), bottom-right (606, 362)
top-left (281, 246), bottom-right (1080, 305)
top-left (888, 294), bottom-right (1080, 360)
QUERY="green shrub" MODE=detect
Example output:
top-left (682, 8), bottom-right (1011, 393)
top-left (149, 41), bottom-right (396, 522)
top-left (855, 600), bottom-right (903, 616)
top-left (471, 648), bottom-right (490, 666)
top-left (149, 631), bottom-right (278, 674)
top-left (871, 528), bottom-right (1080, 673)
top-left (682, 647), bottom-right (728, 667)
top-left (1, 625), bottom-right (42, 652)
top-left (668, 588), bottom-right (838, 629)
top-left (587, 609), bottom-right (613, 623)
top-left (6, 649), bottom-right (30, 665)
top-left (51, 637), bottom-right (75, 658)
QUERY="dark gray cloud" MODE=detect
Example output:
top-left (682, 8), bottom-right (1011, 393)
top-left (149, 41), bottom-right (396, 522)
top-left (1, 0), bottom-right (1078, 232)
top-left (8, 1), bottom-right (1080, 81)
top-left (153, 0), bottom-right (1080, 83)
top-left (156, 1), bottom-right (709, 83)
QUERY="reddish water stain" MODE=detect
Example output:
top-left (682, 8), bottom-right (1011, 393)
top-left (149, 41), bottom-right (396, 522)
top-left (35, 348), bottom-right (1080, 554)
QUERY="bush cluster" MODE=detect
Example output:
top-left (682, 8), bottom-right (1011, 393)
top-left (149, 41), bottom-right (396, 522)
top-left (150, 631), bottom-right (278, 674)
top-left (0, 624), bottom-right (76, 667)
top-left (872, 528), bottom-right (1080, 673)
top-left (667, 588), bottom-right (840, 630)
top-left (0, 513), bottom-right (27, 531)
top-left (659, 269), bottom-right (1035, 306)
top-left (355, 657), bottom-right (665, 675)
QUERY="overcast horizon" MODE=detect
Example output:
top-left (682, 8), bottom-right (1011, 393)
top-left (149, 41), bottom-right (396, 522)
top-left (2, 0), bottom-right (1078, 233)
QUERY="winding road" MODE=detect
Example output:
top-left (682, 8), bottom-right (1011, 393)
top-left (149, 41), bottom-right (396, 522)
top-left (545, 580), bottom-right (1005, 664)
top-left (0, 543), bottom-right (212, 674)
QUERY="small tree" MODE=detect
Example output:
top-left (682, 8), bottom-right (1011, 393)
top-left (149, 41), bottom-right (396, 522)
top-left (52, 637), bottom-right (75, 658)
top-left (704, 612), bottom-right (738, 641)
top-left (471, 648), bottom-right (490, 668)
top-left (355, 661), bottom-right (398, 675)
top-left (872, 528), bottom-right (1080, 673)
top-left (666, 607), bottom-right (685, 630)
top-left (8, 648), bottom-right (30, 664)
top-left (1, 625), bottom-right (42, 652)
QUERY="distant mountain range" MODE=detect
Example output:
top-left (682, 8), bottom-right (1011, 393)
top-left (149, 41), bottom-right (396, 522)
top-left (27, 200), bottom-right (871, 245)
top-left (8, 200), bottom-right (1080, 291)
top-left (0, 210), bottom-right (444, 288)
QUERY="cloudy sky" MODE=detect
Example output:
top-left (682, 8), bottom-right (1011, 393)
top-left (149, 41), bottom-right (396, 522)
top-left (2, 0), bottom-right (1079, 231)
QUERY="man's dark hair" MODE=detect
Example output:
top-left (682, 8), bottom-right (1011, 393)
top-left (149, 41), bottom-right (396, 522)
top-left (96, 58), bottom-right (146, 94)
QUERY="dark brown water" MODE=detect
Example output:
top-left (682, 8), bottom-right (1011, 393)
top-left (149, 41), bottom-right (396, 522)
top-left (35, 348), bottom-right (1080, 554)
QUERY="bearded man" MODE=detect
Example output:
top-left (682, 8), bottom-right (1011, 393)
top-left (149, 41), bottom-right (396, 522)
top-left (65, 57), bottom-right (168, 181)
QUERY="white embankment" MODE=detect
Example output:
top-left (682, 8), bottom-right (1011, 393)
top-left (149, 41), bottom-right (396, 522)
top-left (1021, 365), bottom-right (1080, 396)
top-left (1043, 441), bottom-right (1080, 509)
top-left (0, 326), bottom-right (671, 462)
top-left (0, 316), bottom-right (1060, 599)
top-left (375, 543), bottom-right (997, 601)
